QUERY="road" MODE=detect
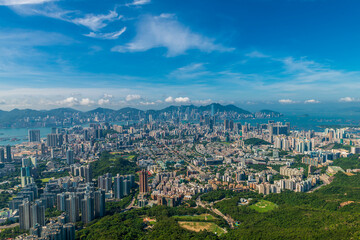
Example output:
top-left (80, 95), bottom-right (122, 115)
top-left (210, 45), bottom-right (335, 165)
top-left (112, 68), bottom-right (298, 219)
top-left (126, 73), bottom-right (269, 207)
top-left (121, 195), bottom-right (140, 213)
top-left (0, 223), bottom-right (19, 230)
top-left (196, 196), bottom-right (235, 229)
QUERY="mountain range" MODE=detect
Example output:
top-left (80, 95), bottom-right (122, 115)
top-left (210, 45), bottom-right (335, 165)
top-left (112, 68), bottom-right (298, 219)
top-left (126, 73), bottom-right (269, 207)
top-left (0, 103), bottom-right (282, 128)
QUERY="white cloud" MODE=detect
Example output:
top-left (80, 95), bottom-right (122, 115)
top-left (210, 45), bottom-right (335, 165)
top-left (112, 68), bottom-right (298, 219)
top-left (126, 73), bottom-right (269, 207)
top-left (72, 11), bottom-right (122, 31)
top-left (246, 51), bottom-right (269, 58)
top-left (174, 97), bottom-right (190, 103)
top-left (98, 98), bottom-right (110, 105)
top-left (278, 99), bottom-right (296, 104)
top-left (126, 94), bottom-right (141, 101)
top-left (0, 0), bottom-right (54, 5)
top-left (304, 99), bottom-right (320, 104)
top-left (112, 14), bottom-right (233, 57)
top-left (79, 98), bottom-right (94, 106)
top-left (339, 97), bottom-right (357, 102)
top-left (127, 0), bottom-right (150, 6)
top-left (164, 96), bottom-right (190, 103)
top-left (84, 27), bottom-right (127, 40)
top-left (57, 97), bottom-right (78, 106)
top-left (165, 96), bottom-right (174, 103)
top-left (56, 97), bottom-right (95, 106)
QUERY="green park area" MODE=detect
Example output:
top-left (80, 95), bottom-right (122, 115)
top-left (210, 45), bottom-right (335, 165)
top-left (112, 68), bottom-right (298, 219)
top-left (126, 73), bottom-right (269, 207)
top-left (40, 178), bottom-right (52, 183)
top-left (249, 200), bottom-right (278, 213)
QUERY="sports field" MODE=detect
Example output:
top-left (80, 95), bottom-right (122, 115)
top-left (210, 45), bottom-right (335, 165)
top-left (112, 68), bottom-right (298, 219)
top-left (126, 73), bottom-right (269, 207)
top-left (178, 221), bottom-right (226, 235)
top-left (249, 200), bottom-right (278, 213)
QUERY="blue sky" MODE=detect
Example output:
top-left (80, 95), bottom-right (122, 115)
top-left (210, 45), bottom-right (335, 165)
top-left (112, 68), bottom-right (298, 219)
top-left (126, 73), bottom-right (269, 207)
top-left (0, 0), bottom-right (360, 110)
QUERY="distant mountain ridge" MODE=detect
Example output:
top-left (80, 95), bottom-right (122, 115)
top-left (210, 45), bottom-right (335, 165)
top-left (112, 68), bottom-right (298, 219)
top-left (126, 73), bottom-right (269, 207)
top-left (0, 103), bottom-right (282, 128)
top-left (0, 103), bottom-right (280, 116)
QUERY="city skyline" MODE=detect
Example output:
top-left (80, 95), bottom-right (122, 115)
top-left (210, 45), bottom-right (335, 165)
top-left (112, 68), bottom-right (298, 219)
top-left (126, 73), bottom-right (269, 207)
top-left (1, 0), bottom-right (360, 110)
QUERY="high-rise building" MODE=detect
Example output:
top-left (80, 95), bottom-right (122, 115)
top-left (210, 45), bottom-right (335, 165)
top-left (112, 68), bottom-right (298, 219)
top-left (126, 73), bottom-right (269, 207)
top-left (81, 194), bottom-right (94, 224)
top-left (113, 175), bottom-right (123, 199)
top-left (98, 173), bottom-right (112, 192)
top-left (94, 190), bottom-right (105, 218)
top-left (19, 200), bottom-right (31, 230)
top-left (20, 166), bottom-right (33, 187)
top-left (6, 145), bottom-right (11, 162)
top-left (30, 200), bottom-right (45, 228)
top-left (57, 193), bottom-right (66, 211)
top-left (66, 149), bottom-right (74, 165)
top-left (19, 200), bottom-right (45, 230)
top-left (122, 179), bottom-right (130, 197)
top-left (0, 148), bottom-right (5, 162)
top-left (47, 133), bottom-right (64, 147)
top-left (28, 129), bottom-right (41, 143)
top-left (66, 193), bottom-right (80, 223)
top-left (40, 143), bottom-right (46, 155)
top-left (84, 165), bottom-right (92, 183)
top-left (139, 170), bottom-right (149, 194)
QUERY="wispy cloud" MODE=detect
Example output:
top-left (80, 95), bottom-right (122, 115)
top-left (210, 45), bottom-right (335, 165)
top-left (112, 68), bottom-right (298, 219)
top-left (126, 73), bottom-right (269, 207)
top-left (71, 10), bottom-right (122, 31)
top-left (168, 63), bottom-right (210, 79)
top-left (0, 0), bottom-right (55, 5)
top-left (84, 27), bottom-right (127, 39)
top-left (246, 51), bottom-right (270, 58)
top-left (0, 29), bottom-right (72, 46)
top-left (10, 4), bottom-right (122, 32)
top-left (126, 0), bottom-right (151, 6)
top-left (112, 14), bottom-right (233, 57)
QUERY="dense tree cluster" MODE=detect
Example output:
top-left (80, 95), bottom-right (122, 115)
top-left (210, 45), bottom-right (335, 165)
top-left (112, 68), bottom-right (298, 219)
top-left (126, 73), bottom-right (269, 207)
top-left (244, 138), bottom-right (271, 146)
top-left (90, 152), bottom-right (139, 179)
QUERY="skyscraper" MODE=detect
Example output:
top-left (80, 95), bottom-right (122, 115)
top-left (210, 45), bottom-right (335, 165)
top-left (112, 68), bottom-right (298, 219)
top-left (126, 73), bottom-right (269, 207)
top-left (84, 165), bottom-right (92, 183)
top-left (94, 190), bottom-right (105, 218)
top-left (19, 200), bottom-right (45, 230)
top-left (66, 149), bottom-right (74, 165)
top-left (28, 129), bottom-right (41, 143)
top-left (40, 143), bottom-right (46, 155)
top-left (19, 199), bottom-right (31, 230)
top-left (113, 174), bottom-right (123, 199)
top-left (57, 193), bottom-right (66, 211)
top-left (6, 145), bottom-right (11, 162)
top-left (0, 148), bottom-right (4, 162)
top-left (30, 200), bottom-right (45, 228)
top-left (98, 173), bottom-right (112, 192)
top-left (81, 194), bottom-right (94, 224)
top-left (139, 170), bottom-right (149, 194)
top-left (66, 193), bottom-right (80, 223)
